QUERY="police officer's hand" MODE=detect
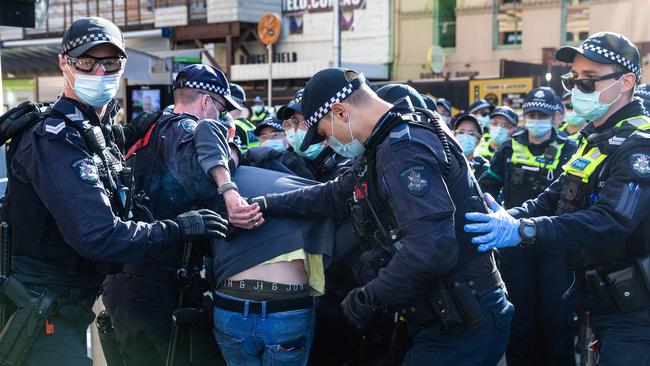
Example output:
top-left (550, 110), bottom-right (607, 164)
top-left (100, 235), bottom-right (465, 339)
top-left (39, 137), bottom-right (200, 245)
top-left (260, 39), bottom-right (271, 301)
top-left (174, 209), bottom-right (229, 240)
top-left (0, 101), bottom-right (43, 145)
top-left (224, 190), bottom-right (265, 230)
top-left (464, 193), bottom-right (521, 252)
top-left (341, 286), bottom-right (377, 329)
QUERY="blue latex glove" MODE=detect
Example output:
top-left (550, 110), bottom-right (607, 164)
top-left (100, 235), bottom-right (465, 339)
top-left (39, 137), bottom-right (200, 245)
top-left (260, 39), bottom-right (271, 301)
top-left (464, 193), bottom-right (521, 252)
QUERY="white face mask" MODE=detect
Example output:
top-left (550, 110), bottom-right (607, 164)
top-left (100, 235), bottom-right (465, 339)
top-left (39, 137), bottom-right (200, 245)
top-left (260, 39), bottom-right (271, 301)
top-left (327, 110), bottom-right (365, 159)
top-left (524, 118), bottom-right (553, 138)
top-left (64, 65), bottom-right (120, 107)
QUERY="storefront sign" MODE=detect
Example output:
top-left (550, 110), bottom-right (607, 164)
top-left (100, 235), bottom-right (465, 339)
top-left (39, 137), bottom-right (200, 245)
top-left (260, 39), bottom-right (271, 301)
top-left (239, 52), bottom-right (298, 64)
top-left (469, 77), bottom-right (533, 109)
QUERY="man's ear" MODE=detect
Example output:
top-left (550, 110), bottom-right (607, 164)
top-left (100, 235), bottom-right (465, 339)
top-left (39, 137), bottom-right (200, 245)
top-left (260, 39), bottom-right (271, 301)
top-left (621, 73), bottom-right (637, 95)
top-left (58, 54), bottom-right (67, 73)
top-left (330, 103), bottom-right (348, 123)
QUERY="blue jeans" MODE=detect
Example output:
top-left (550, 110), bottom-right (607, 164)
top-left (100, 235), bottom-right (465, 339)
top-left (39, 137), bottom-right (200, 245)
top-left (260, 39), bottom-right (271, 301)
top-left (402, 288), bottom-right (514, 366)
top-left (590, 307), bottom-right (650, 366)
top-left (212, 292), bottom-right (315, 366)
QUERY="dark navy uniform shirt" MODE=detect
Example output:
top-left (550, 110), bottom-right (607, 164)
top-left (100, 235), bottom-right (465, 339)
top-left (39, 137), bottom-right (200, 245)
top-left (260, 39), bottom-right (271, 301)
top-left (265, 99), bottom-right (460, 307)
top-left (10, 97), bottom-right (169, 280)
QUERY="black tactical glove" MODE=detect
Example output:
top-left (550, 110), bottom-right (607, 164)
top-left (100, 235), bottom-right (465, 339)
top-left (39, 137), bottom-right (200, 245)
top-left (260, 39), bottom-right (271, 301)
top-left (171, 209), bottom-right (228, 241)
top-left (341, 286), bottom-right (377, 329)
top-left (122, 110), bottom-right (163, 149)
top-left (0, 101), bottom-right (43, 145)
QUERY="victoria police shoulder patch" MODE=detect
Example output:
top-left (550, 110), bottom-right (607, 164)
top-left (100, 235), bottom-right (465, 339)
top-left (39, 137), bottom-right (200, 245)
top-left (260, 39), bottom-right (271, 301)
top-left (72, 157), bottom-right (99, 184)
top-left (630, 153), bottom-right (650, 178)
top-left (400, 165), bottom-right (430, 197)
top-left (181, 119), bottom-right (197, 134)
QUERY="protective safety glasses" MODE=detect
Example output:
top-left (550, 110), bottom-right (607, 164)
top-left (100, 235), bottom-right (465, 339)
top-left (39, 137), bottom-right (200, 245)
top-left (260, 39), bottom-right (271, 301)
top-left (561, 71), bottom-right (625, 94)
top-left (66, 56), bottom-right (126, 74)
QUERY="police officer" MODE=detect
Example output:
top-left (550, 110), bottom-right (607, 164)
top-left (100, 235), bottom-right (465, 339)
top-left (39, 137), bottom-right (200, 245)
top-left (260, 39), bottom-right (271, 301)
top-left (559, 92), bottom-right (587, 141)
top-left (452, 113), bottom-right (490, 179)
top-left (376, 83), bottom-right (428, 109)
top-left (468, 98), bottom-right (494, 133)
top-left (229, 83), bottom-right (259, 150)
top-left (435, 97), bottom-right (453, 127)
top-left (0, 17), bottom-right (227, 366)
top-left (247, 68), bottom-right (513, 364)
top-left (479, 87), bottom-right (577, 366)
top-left (420, 93), bottom-right (437, 112)
top-left (465, 32), bottom-right (650, 366)
top-left (249, 96), bottom-right (268, 125)
top-left (475, 106), bottom-right (518, 159)
top-left (103, 64), bottom-right (258, 365)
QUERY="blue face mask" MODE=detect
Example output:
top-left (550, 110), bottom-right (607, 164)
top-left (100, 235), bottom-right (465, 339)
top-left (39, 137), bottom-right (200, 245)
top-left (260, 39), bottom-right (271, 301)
top-left (66, 66), bottom-right (120, 107)
top-left (571, 77), bottom-right (622, 122)
top-left (489, 126), bottom-right (510, 146)
top-left (328, 111), bottom-right (365, 159)
top-left (287, 128), bottom-right (325, 160)
top-left (565, 110), bottom-right (586, 126)
top-left (525, 118), bottom-right (553, 138)
top-left (262, 139), bottom-right (286, 152)
top-left (455, 133), bottom-right (479, 156)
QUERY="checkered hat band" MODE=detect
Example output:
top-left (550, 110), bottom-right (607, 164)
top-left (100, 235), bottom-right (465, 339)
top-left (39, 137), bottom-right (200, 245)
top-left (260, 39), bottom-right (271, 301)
top-left (292, 95), bottom-right (303, 104)
top-left (523, 101), bottom-right (556, 112)
top-left (232, 96), bottom-right (244, 104)
top-left (492, 112), bottom-right (516, 125)
top-left (469, 101), bottom-right (490, 114)
top-left (62, 33), bottom-right (118, 53)
top-left (580, 43), bottom-right (641, 78)
top-left (636, 89), bottom-right (650, 98)
top-left (305, 75), bottom-right (366, 128)
top-left (179, 80), bottom-right (230, 96)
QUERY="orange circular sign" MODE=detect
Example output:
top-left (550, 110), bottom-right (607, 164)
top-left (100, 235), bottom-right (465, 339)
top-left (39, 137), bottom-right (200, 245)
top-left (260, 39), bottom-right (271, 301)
top-left (258, 13), bottom-right (282, 45)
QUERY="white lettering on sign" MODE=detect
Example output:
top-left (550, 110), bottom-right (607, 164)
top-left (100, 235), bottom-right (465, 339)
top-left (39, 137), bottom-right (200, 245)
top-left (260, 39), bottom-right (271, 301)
top-left (283, 0), bottom-right (365, 13)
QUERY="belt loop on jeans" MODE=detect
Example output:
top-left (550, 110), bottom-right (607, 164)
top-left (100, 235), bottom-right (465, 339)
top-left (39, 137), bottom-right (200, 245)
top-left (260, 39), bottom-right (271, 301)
top-left (243, 300), bottom-right (250, 318)
top-left (261, 301), bottom-right (267, 319)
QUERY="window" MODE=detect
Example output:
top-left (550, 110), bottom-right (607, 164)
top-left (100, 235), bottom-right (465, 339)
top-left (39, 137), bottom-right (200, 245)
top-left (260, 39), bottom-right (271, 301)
top-left (494, 0), bottom-right (522, 47)
top-left (563, 0), bottom-right (590, 44)
top-left (435, 0), bottom-right (456, 49)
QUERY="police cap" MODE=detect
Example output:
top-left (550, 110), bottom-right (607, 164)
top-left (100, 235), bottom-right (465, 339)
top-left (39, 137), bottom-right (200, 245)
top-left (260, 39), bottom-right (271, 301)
top-left (254, 116), bottom-right (284, 136)
top-left (276, 88), bottom-right (304, 121)
top-left (376, 84), bottom-right (427, 109)
top-left (173, 64), bottom-right (242, 111)
top-left (555, 32), bottom-right (641, 80)
top-left (421, 94), bottom-right (437, 111)
top-left (229, 83), bottom-right (246, 106)
top-left (299, 67), bottom-right (367, 151)
top-left (490, 106), bottom-right (519, 126)
top-left (523, 87), bottom-right (558, 116)
top-left (468, 99), bottom-right (493, 115)
top-left (436, 98), bottom-right (453, 115)
top-left (61, 17), bottom-right (126, 58)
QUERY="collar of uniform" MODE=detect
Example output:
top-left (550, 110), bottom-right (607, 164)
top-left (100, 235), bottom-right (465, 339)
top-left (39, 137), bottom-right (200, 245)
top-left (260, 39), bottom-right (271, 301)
top-left (595, 99), bottom-right (645, 133)
top-left (51, 96), bottom-right (100, 128)
top-left (515, 128), bottom-right (558, 148)
top-left (367, 97), bottom-right (415, 144)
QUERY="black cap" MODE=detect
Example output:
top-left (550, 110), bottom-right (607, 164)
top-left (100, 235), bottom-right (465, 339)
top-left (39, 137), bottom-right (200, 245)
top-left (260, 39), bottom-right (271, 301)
top-left (229, 83), bottom-right (246, 105)
top-left (554, 95), bottom-right (564, 114)
top-left (451, 113), bottom-right (481, 132)
top-left (173, 64), bottom-right (242, 111)
top-left (299, 68), bottom-right (367, 151)
top-left (253, 96), bottom-right (264, 104)
top-left (436, 98), bottom-right (452, 115)
top-left (253, 116), bottom-right (284, 136)
top-left (376, 84), bottom-right (426, 109)
top-left (555, 32), bottom-right (641, 80)
top-left (490, 106), bottom-right (519, 126)
top-left (468, 99), bottom-right (493, 115)
top-left (61, 17), bottom-right (126, 58)
top-left (421, 94), bottom-right (437, 111)
top-left (635, 84), bottom-right (650, 101)
top-left (276, 88), bottom-right (304, 120)
top-left (522, 87), bottom-right (558, 116)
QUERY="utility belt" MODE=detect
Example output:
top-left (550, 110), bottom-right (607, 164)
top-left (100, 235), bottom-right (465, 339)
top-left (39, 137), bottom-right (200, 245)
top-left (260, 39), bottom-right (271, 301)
top-left (580, 255), bottom-right (650, 313)
top-left (399, 252), bottom-right (504, 331)
top-left (0, 278), bottom-right (96, 366)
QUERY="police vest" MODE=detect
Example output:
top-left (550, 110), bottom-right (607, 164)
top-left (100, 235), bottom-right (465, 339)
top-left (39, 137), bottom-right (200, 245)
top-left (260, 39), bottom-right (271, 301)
top-left (476, 139), bottom-right (494, 159)
top-left (7, 113), bottom-right (125, 278)
top-left (558, 116), bottom-right (650, 267)
top-left (559, 123), bottom-right (581, 142)
top-left (249, 111), bottom-right (267, 125)
top-left (504, 138), bottom-right (564, 207)
top-left (234, 118), bottom-right (259, 150)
